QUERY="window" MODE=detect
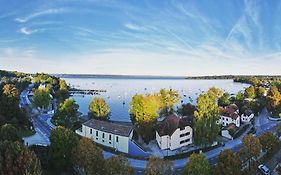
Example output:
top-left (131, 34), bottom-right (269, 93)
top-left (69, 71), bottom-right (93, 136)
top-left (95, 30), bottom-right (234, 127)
top-left (102, 140), bottom-right (104, 142)
top-left (96, 131), bottom-right (98, 137)
top-left (109, 134), bottom-right (111, 140)
top-left (109, 142), bottom-right (111, 144)
top-left (116, 136), bottom-right (119, 142)
top-left (90, 129), bottom-right (92, 134)
top-left (180, 139), bottom-right (190, 144)
top-left (180, 127), bottom-right (185, 131)
top-left (180, 132), bottom-right (190, 138)
top-left (102, 133), bottom-right (105, 138)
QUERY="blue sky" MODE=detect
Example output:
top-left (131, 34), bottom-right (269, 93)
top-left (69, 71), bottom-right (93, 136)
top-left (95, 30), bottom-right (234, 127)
top-left (0, 0), bottom-right (281, 76)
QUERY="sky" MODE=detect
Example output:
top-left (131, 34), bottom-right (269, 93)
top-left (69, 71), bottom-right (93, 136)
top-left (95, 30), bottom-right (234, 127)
top-left (0, 0), bottom-right (281, 76)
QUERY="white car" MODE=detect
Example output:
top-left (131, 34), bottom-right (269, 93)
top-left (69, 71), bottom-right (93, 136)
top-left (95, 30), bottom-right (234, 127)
top-left (258, 164), bottom-right (270, 175)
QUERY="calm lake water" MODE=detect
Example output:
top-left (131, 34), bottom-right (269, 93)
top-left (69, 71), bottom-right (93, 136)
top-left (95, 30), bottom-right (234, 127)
top-left (62, 78), bottom-right (250, 122)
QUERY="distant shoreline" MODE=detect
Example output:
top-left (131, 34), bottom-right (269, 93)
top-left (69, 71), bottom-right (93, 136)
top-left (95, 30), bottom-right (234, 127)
top-left (53, 74), bottom-right (281, 80)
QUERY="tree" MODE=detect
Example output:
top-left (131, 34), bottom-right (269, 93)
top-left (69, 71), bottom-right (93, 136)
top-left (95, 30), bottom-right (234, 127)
top-left (53, 98), bottom-right (79, 129)
top-left (56, 80), bottom-right (69, 103)
top-left (105, 155), bottom-right (134, 175)
top-left (207, 87), bottom-right (223, 99)
top-left (218, 93), bottom-right (231, 107)
top-left (236, 91), bottom-right (244, 101)
top-left (129, 94), bottom-right (160, 125)
top-left (267, 86), bottom-right (281, 110)
top-left (49, 126), bottom-right (79, 170)
top-left (33, 87), bottom-right (51, 110)
top-left (88, 97), bottom-right (110, 120)
top-left (129, 94), bottom-right (160, 142)
top-left (0, 124), bottom-right (20, 141)
top-left (184, 153), bottom-right (210, 175)
top-left (245, 86), bottom-right (256, 99)
top-left (144, 157), bottom-right (174, 175)
top-left (257, 86), bottom-right (266, 98)
top-left (193, 89), bottom-right (220, 145)
top-left (158, 88), bottom-right (179, 116)
top-left (0, 140), bottom-right (42, 175)
top-left (258, 132), bottom-right (280, 155)
top-left (216, 149), bottom-right (242, 175)
top-left (177, 103), bottom-right (196, 116)
top-left (0, 84), bottom-right (20, 120)
top-left (72, 138), bottom-right (104, 175)
top-left (241, 134), bottom-right (262, 173)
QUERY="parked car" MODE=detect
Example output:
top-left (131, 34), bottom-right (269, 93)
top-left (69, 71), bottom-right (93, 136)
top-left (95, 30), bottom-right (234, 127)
top-left (258, 164), bottom-right (270, 175)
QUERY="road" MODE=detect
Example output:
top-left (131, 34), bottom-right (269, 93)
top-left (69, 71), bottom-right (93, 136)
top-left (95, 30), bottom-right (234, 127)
top-left (20, 84), bottom-right (55, 146)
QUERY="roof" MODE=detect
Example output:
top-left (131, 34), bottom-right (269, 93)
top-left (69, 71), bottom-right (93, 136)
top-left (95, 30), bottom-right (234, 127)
top-left (156, 114), bottom-right (193, 137)
top-left (223, 123), bottom-right (239, 132)
top-left (83, 119), bottom-right (133, 137)
top-left (243, 109), bottom-right (253, 116)
top-left (221, 104), bottom-right (239, 119)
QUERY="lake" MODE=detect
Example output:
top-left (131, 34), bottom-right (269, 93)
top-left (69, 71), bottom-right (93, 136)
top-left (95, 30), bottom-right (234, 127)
top-left (62, 78), bottom-right (250, 122)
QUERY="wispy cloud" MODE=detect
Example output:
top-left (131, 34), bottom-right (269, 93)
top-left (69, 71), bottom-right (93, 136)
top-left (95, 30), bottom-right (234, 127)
top-left (19, 27), bottom-right (38, 35)
top-left (15, 8), bottom-right (65, 23)
top-left (124, 23), bottom-right (146, 31)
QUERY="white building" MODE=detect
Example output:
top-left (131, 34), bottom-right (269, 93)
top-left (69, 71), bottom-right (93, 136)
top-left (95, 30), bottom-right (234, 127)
top-left (221, 123), bottom-right (239, 140)
top-left (76, 119), bottom-right (133, 154)
top-left (241, 109), bottom-right (254, 123)
top-left (156, 114), bottom-right (193, 150)
top-left (219, 104), bottom-right (240, 128)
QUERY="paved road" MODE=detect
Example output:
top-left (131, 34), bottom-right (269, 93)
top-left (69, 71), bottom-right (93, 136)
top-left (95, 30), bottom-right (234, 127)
top-left (20, 84), bottom-right (54, 146)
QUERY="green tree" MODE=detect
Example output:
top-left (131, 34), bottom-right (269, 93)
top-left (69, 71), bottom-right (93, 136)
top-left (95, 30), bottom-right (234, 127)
top-left (236, 91), bottom-right (244, 101)
top-left (144, 157), bottom-right (174, 175)
top-left (53, 98), bottom-right (79, 129)
top-left (193, 89), bottom-right (220, 145)
top-left (105, 155), bottom-right (134, 175)
top-left (56, 80), bottom-right (69, 102)
top-left (0, 140), bottom-right (42, 175)
top-left (241, 134), bottom-right (262, 173)
top-left (218, 93), bottom-right (231, 107)
top-left (216, 149), bottom-right (242, 175)
top-left (267, 86), bottom-right (281, 110)
top-left (129, 94), bottom-right (160, 125)
top-left (72, 138), bottom-right (105, 175)
top-left (257, 86), bottom-right (266, 97)
top-left (207, 87), bottom-right (223, 99)
top-left (184, 153), bottom-right (210, 175)
top-left (33, 87), bottom-right (51, 110)
top-left (177, 103), bottom-right (196, 116)
top-left (0, 124), bottom-right (20, 142)
top-left (0, 84), bottom-right (20, 119)
top-left (258, 132), bottom-right (280, 155)
top-left (88, 97), bottom-right (110, 120)
top-left (158, 88), bottom-right (179, 116)
top-left (129, 94), bottom-right (160, 142)
top-left (49, 126), bottom-right (79, 170)
top-left (245, 86), bottom-right (256, 99)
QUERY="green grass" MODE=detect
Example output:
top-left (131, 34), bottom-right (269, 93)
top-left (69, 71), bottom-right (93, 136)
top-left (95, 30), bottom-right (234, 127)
top-left (19, 129), bottom-right (36, 138)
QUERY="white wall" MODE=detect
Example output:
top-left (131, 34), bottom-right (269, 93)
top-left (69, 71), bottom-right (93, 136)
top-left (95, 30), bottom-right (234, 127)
top-left (77, 125), bottom-right (130, 153)
top-left (219, 115), bottom-right (240, 127)
top-left (156, 126), bottom-right (193, 150)
top-left (241, 114), bottom-right (254, 123)
top-left (221, 130), bottom-right (233, 140)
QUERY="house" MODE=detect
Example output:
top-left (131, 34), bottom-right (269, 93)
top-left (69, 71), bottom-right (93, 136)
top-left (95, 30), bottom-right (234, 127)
top-left (156, 114), bottom-right (193, 150)
top-left (76, 119), bottom-right (133, 154)
top-left (221, 123), bottom-right (239, 140)
top-left (241, 109), bottom-right (254, 123)
top-left (219, 104), bottom-right (240, 128)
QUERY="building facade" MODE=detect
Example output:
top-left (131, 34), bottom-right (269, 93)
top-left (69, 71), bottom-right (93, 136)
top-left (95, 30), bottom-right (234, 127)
top-left (219, 104), bottom-right (240, 128)
top-left (76, 119), bottom-right (133, 154)
top-left (241, 109), bottom-right (254, 123)
top-left (156, 114), bottom-right (193, 150)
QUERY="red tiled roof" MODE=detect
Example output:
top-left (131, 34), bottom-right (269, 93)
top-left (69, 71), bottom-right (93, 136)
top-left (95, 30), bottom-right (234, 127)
top-left (221, 104), bottom-right (239, 119)
top-left (156, 114), bottom-right (193, 137)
